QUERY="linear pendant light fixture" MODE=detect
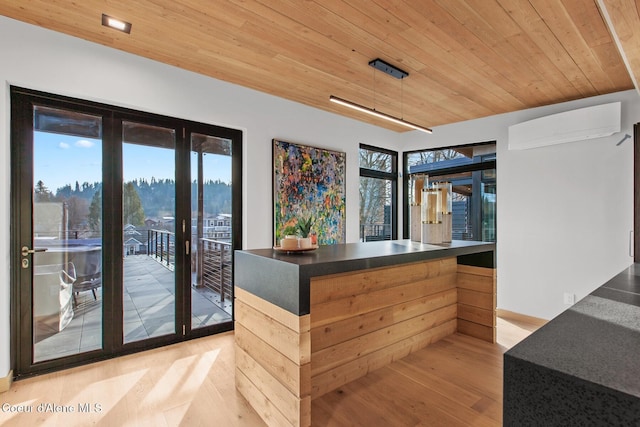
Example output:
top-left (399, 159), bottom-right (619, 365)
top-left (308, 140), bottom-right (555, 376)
top-left (330, 59), bottom-right (432, 134)
top-left (329, 96), bottom-right (432, 133)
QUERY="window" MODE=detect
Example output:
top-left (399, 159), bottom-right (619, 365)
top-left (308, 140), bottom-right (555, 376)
top-left (359, 144), bottom-right (398, 241)
top-left (404, 142), bottom-right (496, 242)
top-left (11, 87), bottom-right (242, 377)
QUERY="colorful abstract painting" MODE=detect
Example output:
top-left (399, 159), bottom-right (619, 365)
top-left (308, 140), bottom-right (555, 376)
top-left (273, 139), bottom-right (346, 245)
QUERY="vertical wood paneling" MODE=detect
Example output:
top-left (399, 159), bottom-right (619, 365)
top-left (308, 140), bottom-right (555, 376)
top-left (311, 288), bottom-right (457, 351)
top-left (235, 365), bottom-right (296, 427)
top-left (311, 320), bottom-right (457, 399)
top-left (236, 256), bottom-right (497, 426)
top-left (457, 265), bottom-right (497, 343)
top-left (235, 287), bottom-right (310, 333)
top-left (311, 304), bottom-right (457, 377)
top-left (310, 257), bottom-right (457, 305)
top-left (309, 257), bottom-right (460, 397)
top-left (457, 319), bottom-right (495, 343)
top-left (234, 324), bottom-right (309, 398)
top-left (235, 288), bottom-right (311, 427)
top-left (235, 346), bottom-right (309, 427)
top-left (235, 299), bottom-right (310, 364)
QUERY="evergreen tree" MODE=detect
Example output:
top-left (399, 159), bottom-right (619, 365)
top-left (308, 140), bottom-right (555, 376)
top-left (57, 184), bottom-right (72, 200)
top-left (123, 182), bottom-right (145, 226)
top-left (88, 190), bottom-right (102, 232)
top-left (34, 180), bottom-right (53, 202)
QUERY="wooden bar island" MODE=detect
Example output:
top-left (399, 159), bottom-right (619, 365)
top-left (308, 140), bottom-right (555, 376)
top-left (234, 240), bottom-right (496, 427)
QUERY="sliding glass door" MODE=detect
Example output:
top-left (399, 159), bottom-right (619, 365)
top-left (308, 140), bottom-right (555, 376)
top-left (190, 133), bottom-right (234, 330)
top-left (122, 121), bottom-right (177, 343)
top-left (11, 87), bottom-right (242, 377)
top-left (29, 106), bottom-right (104, 363)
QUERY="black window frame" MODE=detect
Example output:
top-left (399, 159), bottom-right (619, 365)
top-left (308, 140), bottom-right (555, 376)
top-left (402, 141), bottom-right (496, 240)
top-left (359, 144), bottom-right (398, 241)
top-left (10, 86), bottom-right (243, 378)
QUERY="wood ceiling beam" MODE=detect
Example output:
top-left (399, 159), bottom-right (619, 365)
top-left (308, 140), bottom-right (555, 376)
top-left (597, 0), bottom-right (640, 94)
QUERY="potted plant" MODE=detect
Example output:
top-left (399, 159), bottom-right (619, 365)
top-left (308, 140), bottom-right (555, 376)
top-left (297, 215), bottom-right (315, 249)
top-left (280, 225), bottom-right (298, 249)
top-left (282, 225), bottom-right (297, 237)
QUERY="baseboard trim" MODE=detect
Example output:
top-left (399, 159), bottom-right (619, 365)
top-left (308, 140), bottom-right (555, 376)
top-left (0, 370), bottom-right (13, 393)
top-left (497, 309), bottom-right (547, 327)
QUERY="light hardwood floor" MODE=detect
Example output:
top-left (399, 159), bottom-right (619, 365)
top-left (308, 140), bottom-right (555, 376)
top-left (0, 313), bottom-right (543, 426)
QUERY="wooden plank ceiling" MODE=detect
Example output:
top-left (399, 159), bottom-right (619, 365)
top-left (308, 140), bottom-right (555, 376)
top-left (0, 0), bottom-right (637, 132)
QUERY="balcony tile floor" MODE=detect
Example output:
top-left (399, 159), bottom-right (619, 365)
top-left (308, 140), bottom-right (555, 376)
top-left (34, 255), bottom-right (232, 362)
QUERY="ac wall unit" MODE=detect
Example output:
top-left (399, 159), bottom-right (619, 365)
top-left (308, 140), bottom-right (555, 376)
top-left (508, 102), bottom-right (621, 150)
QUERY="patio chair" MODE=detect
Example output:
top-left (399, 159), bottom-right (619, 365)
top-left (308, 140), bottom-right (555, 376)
top-left (72, 251), bottom-right (102, 306)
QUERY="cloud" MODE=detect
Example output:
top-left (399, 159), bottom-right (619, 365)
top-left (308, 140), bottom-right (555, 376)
top-left (59, 142), bottom-right (70, 149)
top-left (75, 139), bottom-right (95, 148)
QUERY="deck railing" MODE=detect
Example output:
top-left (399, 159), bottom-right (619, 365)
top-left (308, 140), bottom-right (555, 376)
top-left (360, 223), bottom-right (392, 242)
top-left (198, 238), bottom-right (232, 302)
top-left (147, 229), bottom-right (175, 269)
top-left (146, 231), bottom-right (232, 302)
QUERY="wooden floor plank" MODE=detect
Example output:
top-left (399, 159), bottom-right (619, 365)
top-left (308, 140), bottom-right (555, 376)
top-left (0, 314), bottom-right (542, 426)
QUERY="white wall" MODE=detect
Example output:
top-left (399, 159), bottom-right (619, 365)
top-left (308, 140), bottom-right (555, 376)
top-left (0, 16), bottom-right (398, 380)
top-left (401, 90), bottom-right (640, 320)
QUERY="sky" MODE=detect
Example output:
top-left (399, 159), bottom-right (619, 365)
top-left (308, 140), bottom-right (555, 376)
top-left (34, 132), bottom-right (232, 192)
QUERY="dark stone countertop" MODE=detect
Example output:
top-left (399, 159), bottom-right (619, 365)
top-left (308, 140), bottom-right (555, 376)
top-left (240, 239), bottom-right (495, 273)
top-left (504, 263), bottom-right (640, 425)
top-left (235, 239), bottom-right (495, 316)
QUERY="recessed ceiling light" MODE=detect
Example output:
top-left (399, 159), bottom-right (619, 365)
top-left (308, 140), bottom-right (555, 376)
top-left (102, 13), bottom-right (131, 34)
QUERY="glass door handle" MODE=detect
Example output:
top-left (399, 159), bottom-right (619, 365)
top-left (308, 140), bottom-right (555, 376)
top-left (21, 246), bottom-right (47, 257)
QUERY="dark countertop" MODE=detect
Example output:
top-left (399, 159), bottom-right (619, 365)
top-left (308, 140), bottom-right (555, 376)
top-left (241, 239), bottom-right (495, 274)
top-left (504, 263), bottom-right (640, 425)
top-left (235, 239), bottom-right (495, 316)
